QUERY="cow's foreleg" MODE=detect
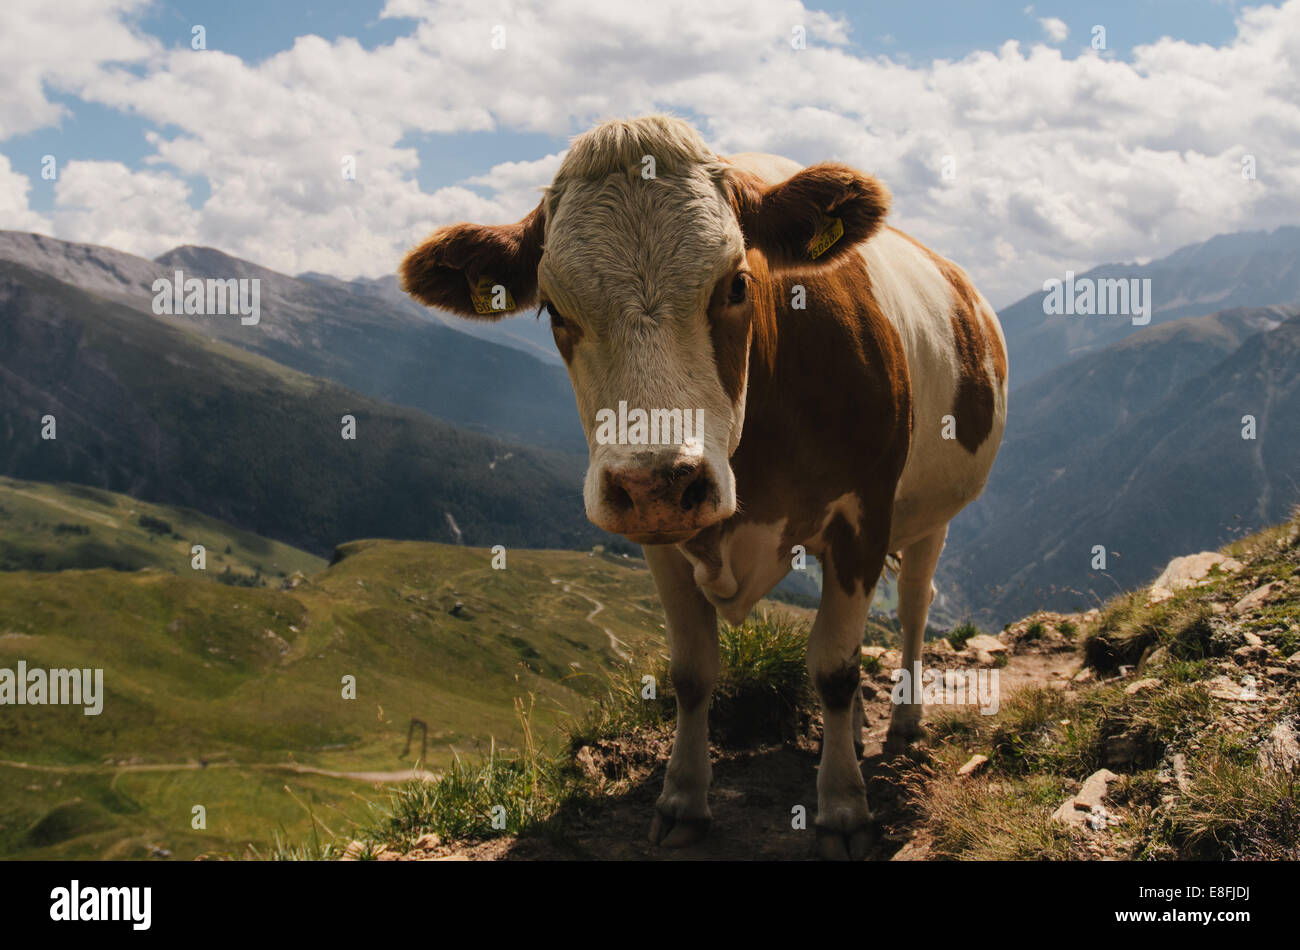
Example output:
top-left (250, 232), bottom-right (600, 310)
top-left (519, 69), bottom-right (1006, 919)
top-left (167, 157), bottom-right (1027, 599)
top-left (808, 544), bottom-right (882, 861)
top-left (884, 526), bottom-right (948, 753)
top-left (644, 544), bottom-right (719, 848)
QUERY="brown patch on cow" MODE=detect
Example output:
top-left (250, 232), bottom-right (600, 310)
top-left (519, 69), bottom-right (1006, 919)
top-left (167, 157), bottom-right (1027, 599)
top-left (719, 249), bottom-right (911, 599)
top-left (400, 202), bottom-right (545, 318)
top-left (725, 164), bottom-right (891, 270)
top-left (889, 226), bottom-right (1003, 454)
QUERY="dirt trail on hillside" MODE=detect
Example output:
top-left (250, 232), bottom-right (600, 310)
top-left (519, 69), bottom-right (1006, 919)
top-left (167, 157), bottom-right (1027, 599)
top-left (552, 576), bottom-right (635, 662)
top-left (398, 622), bottom-right (1082, 861)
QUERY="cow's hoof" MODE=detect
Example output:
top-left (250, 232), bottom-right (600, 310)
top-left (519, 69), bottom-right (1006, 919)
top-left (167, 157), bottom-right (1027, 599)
top-left (815, 824), bottom-right (874, 861)
top-left (649, 810), bottom-right (710, 848)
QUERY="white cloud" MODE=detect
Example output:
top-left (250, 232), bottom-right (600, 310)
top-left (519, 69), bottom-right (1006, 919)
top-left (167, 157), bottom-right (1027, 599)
top-left (0, 0), bottom-right (1297, 307)
top-left (0, 154), bottom-right (52, 234)
top-left (1039, 17), bottom-right (1069, 43)
top-left (0, 0), bottom-right (156, 138)
top-left (52, 161), bottom-right (199, 258)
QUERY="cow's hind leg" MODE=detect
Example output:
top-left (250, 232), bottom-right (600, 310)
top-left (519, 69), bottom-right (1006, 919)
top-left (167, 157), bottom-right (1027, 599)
top-left (644, 544), bottom-right (719, 848)
top-left (884, 526), bottom-right (948, 754)
top-left (808, 541), bottom-right (884, 861)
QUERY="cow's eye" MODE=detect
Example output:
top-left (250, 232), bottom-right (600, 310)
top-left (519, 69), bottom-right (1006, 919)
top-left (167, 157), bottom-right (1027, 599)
top-left (728, 273), bottom-right (749, 305)
top-left (543, 303), bottom-right (566, 329)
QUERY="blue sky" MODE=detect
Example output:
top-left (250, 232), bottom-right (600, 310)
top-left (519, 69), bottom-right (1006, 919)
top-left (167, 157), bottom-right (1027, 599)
top-left (1, 0), bottom-right (1296, 305)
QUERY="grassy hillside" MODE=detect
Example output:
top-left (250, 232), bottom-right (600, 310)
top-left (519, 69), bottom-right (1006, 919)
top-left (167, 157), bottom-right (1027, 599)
top-left (0, 477), bottom-right (324, 581)
top-left (0, 539), bottom-right (667, 860)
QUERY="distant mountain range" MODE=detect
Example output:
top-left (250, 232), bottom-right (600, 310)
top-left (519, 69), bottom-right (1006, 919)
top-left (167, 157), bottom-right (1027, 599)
top-left (999, 225), bottom-right (1300, 389)
top-left (4, 224), bottom-right (1299, 628)
top-left (943, 304), bottom-right (1300, 626)
top-left (299, 270), bottom-right (563, 367)
top-left (0, 231), bottom-right (583, 452)
top-left (0, 256), bottom-right (600, 556)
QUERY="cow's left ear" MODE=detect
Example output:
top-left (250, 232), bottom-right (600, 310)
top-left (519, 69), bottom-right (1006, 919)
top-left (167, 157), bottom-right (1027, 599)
top-left (400, 203), bottom-right (544, 319)
top-left (730, 163), bottom-right (890, 269)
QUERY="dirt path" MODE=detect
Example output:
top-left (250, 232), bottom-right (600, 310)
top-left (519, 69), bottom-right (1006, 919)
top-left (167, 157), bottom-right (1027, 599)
top-left (400, 626), bottom-right (1081, 861)
top-left (552, 577), bottom-right (635, 663)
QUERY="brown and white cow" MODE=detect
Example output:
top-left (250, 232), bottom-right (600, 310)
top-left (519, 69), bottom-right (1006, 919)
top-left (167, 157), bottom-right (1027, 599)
top-left (401, 115), bottom-right (1007, 859)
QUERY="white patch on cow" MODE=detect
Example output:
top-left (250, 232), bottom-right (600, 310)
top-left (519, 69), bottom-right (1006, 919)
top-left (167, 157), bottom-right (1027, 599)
top-left (537, 119), bottom-right (747, 531)
top-left (857, 229), bottom-right (1007, 550)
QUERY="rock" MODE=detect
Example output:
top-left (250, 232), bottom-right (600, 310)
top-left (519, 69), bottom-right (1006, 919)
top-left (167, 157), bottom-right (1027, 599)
top-left (957, 754), bottom-right (989, 777)
top-left (1051, 769), bottom-right (1119, 828)
top-left (1148, 553), bottom-right (1245, 604)
top-left (1072, 668), bottom-right (1095, 683)
top-left (340, 840), bottom-right (367, 861)
top-left (1243, 631), bottom-right (1264, 648)
top-left (1141, 646), bottom-right (1170, 671)
top-left (1076, 769), bottom-right (1119, 809)
top-left (412, 833), bottom-right (442, 851)
top-left (1265, 667), bottom-right (1291, 679)
top-left (861, 646), bottom-right (887, 658)
top-left (1289, 652), bottom-right (1300, 667)
top-left (1233, 644), bottom-right (1269, 664)
top-left (1124, 678), bottom-right (1160, 696)
top-left (965, 634), bottom-right (1007, 654)
top-left (575, 744), bottom-right (602, 783)
top-left (1233, 583), bottom-right (1280, 614)
top-left (1170, 753), bottom-right (1191, 794)
top-left (1207, 675), bottom-right (1263, 701)
top-left (1257, 720), bottom-right (1300, 772)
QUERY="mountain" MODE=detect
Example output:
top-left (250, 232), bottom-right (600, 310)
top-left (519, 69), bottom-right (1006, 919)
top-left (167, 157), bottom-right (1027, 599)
top-left (0, 231), bottom-right (583, 452)
top-left (942, 306), bottom-right (1300, 626)
top-left (299, 271), bottom-right (563, 367)
top-left (0, 257), bottom-right (599, 556)
top-left (999, 226), bottom-right (1300, 388)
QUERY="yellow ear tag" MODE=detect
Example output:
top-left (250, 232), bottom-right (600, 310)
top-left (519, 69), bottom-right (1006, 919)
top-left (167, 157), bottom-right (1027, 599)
top-left (809, 216), bottom-right (844, 260)
top-left (468, 274), bottom-right (515, 314)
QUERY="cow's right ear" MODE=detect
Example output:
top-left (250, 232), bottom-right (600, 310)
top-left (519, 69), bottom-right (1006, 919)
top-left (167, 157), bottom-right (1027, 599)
top-left (399, 203), bottom-right (544, 319)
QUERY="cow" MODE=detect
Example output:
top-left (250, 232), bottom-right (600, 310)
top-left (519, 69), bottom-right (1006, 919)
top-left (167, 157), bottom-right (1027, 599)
top-left (400, 115), bottom-right (1007, 860)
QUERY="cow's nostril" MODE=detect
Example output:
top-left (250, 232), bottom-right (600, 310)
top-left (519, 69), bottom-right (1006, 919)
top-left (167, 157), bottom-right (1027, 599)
top-left (679, 472), bottom-right (711, 512)
top-left (602, 471), bottom-right (636, 513)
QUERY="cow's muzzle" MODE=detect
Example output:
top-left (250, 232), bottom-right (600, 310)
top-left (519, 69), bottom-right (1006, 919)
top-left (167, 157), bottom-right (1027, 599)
top-left (591, 458), bottom-right (727, 544)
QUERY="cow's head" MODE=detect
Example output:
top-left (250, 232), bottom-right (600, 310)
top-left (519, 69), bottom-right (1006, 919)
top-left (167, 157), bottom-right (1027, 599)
top-left (400, 116), bottom-right (889, 545)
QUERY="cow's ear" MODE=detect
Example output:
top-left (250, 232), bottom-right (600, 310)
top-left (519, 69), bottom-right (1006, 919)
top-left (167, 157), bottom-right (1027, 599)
top-left (731, 163), bottom-right (890, 269)
top-left (400, 203), bottom-right (544, 319)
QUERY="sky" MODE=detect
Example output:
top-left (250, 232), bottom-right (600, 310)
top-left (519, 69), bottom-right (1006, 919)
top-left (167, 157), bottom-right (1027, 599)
top-left (1, 0), bottom-right (1297, 308)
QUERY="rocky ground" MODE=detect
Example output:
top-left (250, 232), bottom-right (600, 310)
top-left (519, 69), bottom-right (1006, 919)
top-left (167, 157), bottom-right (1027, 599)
top-left (343, 516), bottom-right (1300, 862)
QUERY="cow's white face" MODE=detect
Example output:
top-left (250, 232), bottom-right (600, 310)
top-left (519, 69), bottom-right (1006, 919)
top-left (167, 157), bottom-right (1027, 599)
top-left (399, 115), bottom-right (890, 546)
top-left (537, 169), bottom-right (751, 543)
